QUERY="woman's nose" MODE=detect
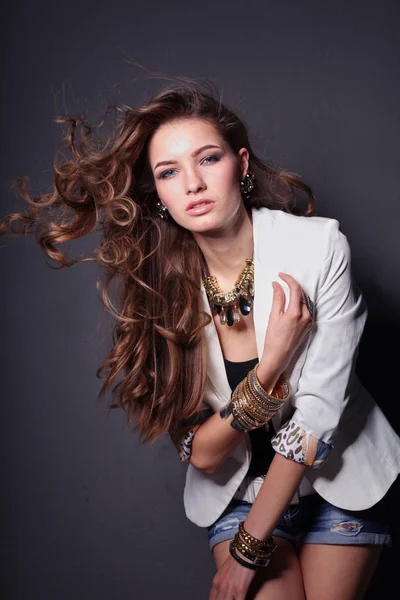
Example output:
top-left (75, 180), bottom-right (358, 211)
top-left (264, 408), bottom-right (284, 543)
top-left (185, 170), bottom-right (206, 194)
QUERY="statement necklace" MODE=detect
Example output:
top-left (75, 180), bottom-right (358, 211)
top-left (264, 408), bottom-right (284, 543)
top-left (202, 253), bottom-right (255, 326)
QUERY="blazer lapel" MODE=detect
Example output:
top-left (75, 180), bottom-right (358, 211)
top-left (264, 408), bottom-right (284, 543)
top-left (200, 284), bottom-right (232, 403)
top-left (252, 208), bottom-right (274, 360)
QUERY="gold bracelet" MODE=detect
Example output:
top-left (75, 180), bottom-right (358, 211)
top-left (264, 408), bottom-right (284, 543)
top-left (252, 365), bottom-right (291, 403)
top-left (238, 521), bottom-right (277, 555)
top-left (232, 381), bottom-right (276, 431)
top-left (238, 381), bottom-right (270, 421)
top-left (232, 393), bottom-right (259, 430)
top-left (233, 536), bottom-right (273, 559)
top-left (240, 393), bottom-right (276, 423)
top-left (242, 377), bottom-right (281, 417)
top-left (247, 373), bottom-right (284, 408)
top-left (231, 535), bottom-right (272, 567)
top-left (231, 366), bottom-right (291, 432)
top-left (235, 394), bottom-right (265, 429)
top-left (237, 385), bottom-right (274, 425)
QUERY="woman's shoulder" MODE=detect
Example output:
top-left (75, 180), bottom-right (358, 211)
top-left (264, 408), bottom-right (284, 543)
top-left (258, 206), bottom-right (350, 254)
top-left (255, 206), bottom-right (340, 235)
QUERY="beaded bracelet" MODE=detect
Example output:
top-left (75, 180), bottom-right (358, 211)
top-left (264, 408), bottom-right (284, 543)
top-left (219, 364), bottom-right (291, 433)
top-left (228, 520), bottom-right (277, 570)
top-left (238, 521), bottom-right (277, 554)
top-left (231, 369), bottom-right (290, 431)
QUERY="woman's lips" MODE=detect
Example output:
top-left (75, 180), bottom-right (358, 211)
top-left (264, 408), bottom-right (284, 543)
top-left (186, 201), bottom-right (215, 216)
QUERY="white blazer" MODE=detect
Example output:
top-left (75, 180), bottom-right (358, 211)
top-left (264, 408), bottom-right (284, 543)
top-left (183, 207), bottom-right (400, 527)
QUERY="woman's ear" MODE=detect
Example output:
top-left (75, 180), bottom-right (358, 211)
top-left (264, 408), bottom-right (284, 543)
top-left (238, 147), bottom-right (250, 179)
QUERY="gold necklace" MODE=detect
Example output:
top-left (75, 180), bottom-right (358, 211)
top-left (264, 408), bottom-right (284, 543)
top-left (202, 254), bottom-right (254, 326)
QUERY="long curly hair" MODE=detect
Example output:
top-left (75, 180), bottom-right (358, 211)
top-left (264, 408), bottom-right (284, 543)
top-left (0, 76), bottom-right (316, 442)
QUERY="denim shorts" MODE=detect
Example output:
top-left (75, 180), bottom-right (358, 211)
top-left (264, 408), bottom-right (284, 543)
top-left (207, 493), bottom-right (391, 552)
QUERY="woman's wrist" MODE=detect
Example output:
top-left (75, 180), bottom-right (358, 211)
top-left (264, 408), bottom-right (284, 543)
top-left (243, 454), bottom-right (307, 540)
top-left (229, 521), bottom-right (277, 569)
top-left (256, 357), bottom-right (283, 393)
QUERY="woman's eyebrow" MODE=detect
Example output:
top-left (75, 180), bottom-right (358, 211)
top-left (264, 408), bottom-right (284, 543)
top-left (153, 144), bottom-right (222, 170)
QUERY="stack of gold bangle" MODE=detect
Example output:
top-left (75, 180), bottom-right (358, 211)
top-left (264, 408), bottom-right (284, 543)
top-left (231, 364), bottom-right (291, 432)
top-left (229, 521), bottom-right (277, 569)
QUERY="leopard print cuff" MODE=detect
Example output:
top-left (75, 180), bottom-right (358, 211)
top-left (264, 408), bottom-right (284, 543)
top-left (271, 419), bottom-right (333, 469)
top-left (177, 429), bottom-right (197, 462)
top-left (169, 407), bottom-right (214, 462)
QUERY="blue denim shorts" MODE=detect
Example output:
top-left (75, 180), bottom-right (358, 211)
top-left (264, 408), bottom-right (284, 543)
top-left (207, 493), bottom-right (391, 552)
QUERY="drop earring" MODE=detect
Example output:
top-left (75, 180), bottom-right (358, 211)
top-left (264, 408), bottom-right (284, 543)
top-left (240, 171), bottom-right (255, 200)
top-left (155, 199), bottom-right (171, 220)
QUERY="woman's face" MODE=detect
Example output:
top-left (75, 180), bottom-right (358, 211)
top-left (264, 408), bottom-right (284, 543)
top-left (148, 118), bottom-right (249, 235)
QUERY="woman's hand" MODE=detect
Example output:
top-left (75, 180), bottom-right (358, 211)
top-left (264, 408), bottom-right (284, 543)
top-left (208, 554), bottom-right (257, 600)
top-left (259, 272), bottom-right (315, 379)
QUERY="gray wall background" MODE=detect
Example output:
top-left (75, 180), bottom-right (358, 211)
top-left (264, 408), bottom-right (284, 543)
top-left (1, 1), bottom-right (399, 598)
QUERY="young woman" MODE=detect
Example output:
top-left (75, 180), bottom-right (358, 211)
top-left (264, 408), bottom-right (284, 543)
top-left (2, 79), bottom-right (399, 600)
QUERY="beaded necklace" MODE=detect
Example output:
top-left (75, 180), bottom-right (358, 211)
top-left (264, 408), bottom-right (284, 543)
top-left (202, 253), bottom-right (255, 326)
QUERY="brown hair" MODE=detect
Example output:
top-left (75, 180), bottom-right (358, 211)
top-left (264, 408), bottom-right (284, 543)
top-left (0, 76), bottom-right (316, 443)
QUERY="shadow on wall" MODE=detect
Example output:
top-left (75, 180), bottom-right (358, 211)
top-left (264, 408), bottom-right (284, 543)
top-left (355, 282), bottom-right (400, 599)
top-left (356, 282), bottom-right (399, 434)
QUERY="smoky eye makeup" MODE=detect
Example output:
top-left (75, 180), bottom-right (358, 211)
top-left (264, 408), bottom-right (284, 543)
top-left (203, 153), bottom-right (222, 163)
top-left (157, 152), bottom-right (224, 180)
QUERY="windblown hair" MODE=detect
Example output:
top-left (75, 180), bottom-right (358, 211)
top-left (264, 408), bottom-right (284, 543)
top-left (0, 76), bottom-right (316, 442)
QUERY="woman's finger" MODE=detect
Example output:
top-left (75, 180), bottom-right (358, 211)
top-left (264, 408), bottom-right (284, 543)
top-left (270, 280), bottom-right (286, 316)
top-left (277, 272), bottom-right (303, 313)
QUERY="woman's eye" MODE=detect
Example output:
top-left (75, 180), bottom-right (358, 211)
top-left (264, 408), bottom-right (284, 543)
top-left (203, 155), bottom-right (220, 164)
top-left (159, 155), bottom-right (220, 179)
top-left (159, 169), bottom-right (176, 180)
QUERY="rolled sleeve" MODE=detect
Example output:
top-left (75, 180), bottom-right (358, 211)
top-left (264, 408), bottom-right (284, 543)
top-left (282, 220), bottom-right (368, 452)
top-left (271, 417), bottom-right (333, 468)
top-left (169, 407), bottom-right (214, 461)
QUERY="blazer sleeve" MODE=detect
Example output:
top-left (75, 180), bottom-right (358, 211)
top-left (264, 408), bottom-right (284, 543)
top-left (271, 219), bottom-right (367, 469)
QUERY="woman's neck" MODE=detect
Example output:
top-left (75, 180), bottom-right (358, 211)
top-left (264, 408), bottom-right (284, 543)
top-left (193, 206), bottom-right (254, 290)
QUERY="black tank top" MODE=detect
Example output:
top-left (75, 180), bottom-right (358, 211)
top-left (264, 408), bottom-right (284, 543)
top-left (223, 357), bottom-right (275, 477)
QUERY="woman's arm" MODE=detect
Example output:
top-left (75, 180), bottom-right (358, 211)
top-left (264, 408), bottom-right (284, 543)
top-left (172, 272), bottom-right (314, 473)
top-left (243, 452), bottom-right (307, 539)
top-left (190, 361), bottom-right (281, 474)
top-left (190, 273), bottom-right (313, 474)
top-left (189, 412), bottom-right (245, 474)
